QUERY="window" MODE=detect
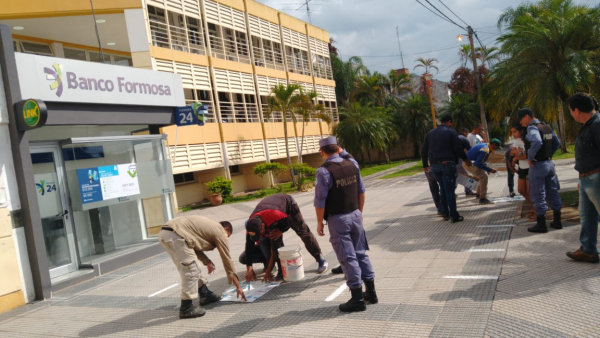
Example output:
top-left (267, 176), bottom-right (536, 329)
top-left (229, 165), bottom-right (241, 175)
top-left (64, 48), bottom-right (87, 61)
top-left (113, 55), bottom-right (133, 67)
top-left (174, 172), bottom-right (195, 185)
top-left (20, 41), bottom-right (53, 56)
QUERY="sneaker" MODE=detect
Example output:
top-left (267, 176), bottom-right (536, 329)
top-left (465, 192), bottom-right (477, 197)
top-left (509, 192), bottom-right (516, 198)
top-left (479, 198), bottom-right (493, 204)
top-left (442, 214), bottom-right (450, 221)
top-left (437, 212), bottom-right (444, 217)
top-left (451, 216), bottom-right (464, 223)
top-left (317, 259), bottom-right (328, 274)
top-left (566, 247), bottom-right (599, 263)
top-left (476, 194), bottom-right (480, 199)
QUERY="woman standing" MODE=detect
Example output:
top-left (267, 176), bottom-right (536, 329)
top-left (510, 123), bottom-right (536, 221)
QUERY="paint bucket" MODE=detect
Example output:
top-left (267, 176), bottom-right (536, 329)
top-left (278, 244), bottom-right (304, 282)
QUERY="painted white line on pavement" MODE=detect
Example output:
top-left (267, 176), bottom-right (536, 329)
top-left (148, 283), bottom-right (179, 298)
top-left (444, 276), bottom-right (498, 280)
top-left (461, 249), bottom-right (506, 252)
top-left (477, 225), bottom-right (516, 228)
top-left (325, 283), bottom-right (349, 302)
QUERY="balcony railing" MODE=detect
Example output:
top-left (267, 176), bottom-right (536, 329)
top-left (209, 35), bottom-right (251, 64)
top-left (149, 20), bottom-right (205, 55)
top-left (313, 64), bottom-right (333, 80)
top-left (220, 102), bottom-right (259, 123)
top-left (286, 55), bottom-right (311, 76)
top-left (253, 46), bottom-right (285, 71)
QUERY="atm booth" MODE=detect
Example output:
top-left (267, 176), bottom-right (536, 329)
top-left (5, 49), bottom-right (185, 299)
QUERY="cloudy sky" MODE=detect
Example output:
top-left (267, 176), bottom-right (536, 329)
top-left (257, 0), bottom-right (595, 82)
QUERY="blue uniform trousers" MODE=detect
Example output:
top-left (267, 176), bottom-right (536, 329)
top-left (328, 209), bottom-right (374, 289)
top-left (529, 160), bottom-right (562, 216)
top-left (579, 172), bottom-right (600, 255)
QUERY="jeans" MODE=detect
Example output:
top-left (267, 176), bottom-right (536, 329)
top-left (425, 171), bottom-right (441, 212)
top-left (506, 160), bottom-right (515, 193)
top-left (579, 172), bottom-right (600, 255)
top-left (289, 201), bottom-right (323, 262)
top-left (431, 163), bottom-right (459, 219)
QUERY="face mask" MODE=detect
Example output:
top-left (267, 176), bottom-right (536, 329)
top-left (248, 232), bottom-right (260, 242)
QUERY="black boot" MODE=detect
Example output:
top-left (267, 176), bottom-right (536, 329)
top-left (363, 279), bottom-right (378, 305)
top-left (339, 287), bottom-right (366, 312)
top-left (528, 215), bottom-right (548, 233)
top-left (550, 210), bottom-right (563, 229)
top-left (199, 284), bottom-right (222, 305)
top-left (331, 266), bottom-right (343, 274)
top-left (179, 299), bottom-right (206, 319)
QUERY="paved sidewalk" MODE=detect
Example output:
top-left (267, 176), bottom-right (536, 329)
top-left (0, 159), bottom-right (596, 338)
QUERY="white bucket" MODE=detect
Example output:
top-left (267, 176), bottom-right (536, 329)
top-left (278, 244), bottom-right (304, 282)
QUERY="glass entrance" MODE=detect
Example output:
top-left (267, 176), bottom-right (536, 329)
top-left (30, 145), bottom-right (78, 278)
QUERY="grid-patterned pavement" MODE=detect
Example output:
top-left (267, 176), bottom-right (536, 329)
top-left (0, 159), bottom-right (594, 337)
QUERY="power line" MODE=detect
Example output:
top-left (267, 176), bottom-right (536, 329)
top-left (340, 45), bottom-right (460, 59)
top-left (437, 0), bottom-right (469, 27)
top-left (422, 0), bottom-right (466, 30)
top-left (438, 59), bottom-right (462, 74)
top-left (414, 0), bottom-right (457, 26)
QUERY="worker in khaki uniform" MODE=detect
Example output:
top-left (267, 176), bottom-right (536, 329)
top-left (159, 216), bottom-right (246, 319)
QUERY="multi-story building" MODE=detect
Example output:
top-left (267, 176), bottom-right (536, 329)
top-left (0, 0), bottom-right (336, 310)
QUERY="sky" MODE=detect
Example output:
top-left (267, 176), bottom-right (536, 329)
top-left (257, 0), bottom-right (596, 82)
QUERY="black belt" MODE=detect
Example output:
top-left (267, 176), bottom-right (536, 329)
top-left (161, 226), bottom-right (174, 232)
top-left (434, 161), bottom-right (456, 165)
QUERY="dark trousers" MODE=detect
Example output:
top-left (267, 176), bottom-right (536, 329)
top-left (425, 171), bottom-right (441, 212)
top-left (289, 201), bottom-right (323, 262)
top-left (506, 160), bottom-right (515, 193)
top-left (431, 163), bottom-right (460, 219)
top-left (239, 237), bottom-right (282, 272)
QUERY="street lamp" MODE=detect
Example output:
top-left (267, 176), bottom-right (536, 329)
top-left (423, 73), bottom-right (437, 128)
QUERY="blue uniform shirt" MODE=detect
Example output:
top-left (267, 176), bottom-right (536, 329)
top-left (466, 143), bottom-right (493, 172)
top-left (314, 153), bottom-right (365, 208)
top-left (526, 119), bottom-right (561, 162)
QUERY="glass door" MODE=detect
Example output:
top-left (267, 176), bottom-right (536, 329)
top-left (30, 145), bottom-right (78, 278)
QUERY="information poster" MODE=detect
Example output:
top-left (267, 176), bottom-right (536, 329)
top-left (76, 163), bottom-right (140, 204)
top-left (221, 281), bottom-right (281, 303)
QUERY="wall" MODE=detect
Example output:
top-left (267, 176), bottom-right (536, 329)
top-left (0, 54), bottom-right (29, 313)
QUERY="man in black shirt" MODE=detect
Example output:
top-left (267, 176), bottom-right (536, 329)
top-left (566, 93), bottom-right (600, 263)
top-left (422, 115), bottom-right (472, 222)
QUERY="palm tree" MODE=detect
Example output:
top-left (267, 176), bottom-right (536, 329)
top-left (438, 93), bottom-right (480, 132)
top-left (484, 0), bottom-right (600, 151)
top-left (333, 102), bottom-right (390, 163)
top-left (413, 58), bottom-right (439, 75)
top-left (394, 94), bottom-right (432, 158)
top-left (331, 54), bottom-right (369, 106)
top-left (383, 69), bottom-right (412, 97)
top-left (458, 45), bottom-right (471, 68)
top-left (266, 83), bottom-right (303, 185)
top-left (353, 73), bottom-right (386, 105)
top-left (292, 90), bottom-right (330, 163)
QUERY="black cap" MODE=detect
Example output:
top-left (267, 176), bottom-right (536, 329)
top-left (246, 216), bottom-right (262, 233)
top-left (517, 108), bottom-right (534, 121)
top-left (440, 115), bottom-right (454, 123)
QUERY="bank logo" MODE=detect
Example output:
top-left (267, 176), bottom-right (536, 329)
top-left (44, 63), bottom-right (64, 97)
top-left (36, 180), bottom-right (46, 196)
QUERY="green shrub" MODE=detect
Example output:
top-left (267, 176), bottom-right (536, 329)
top-left (205, 176), bottom-right (233, 199)
top-left (290, 163), bottom-right (316, 190)
top-left (253, 162), bottom-right (288, 187)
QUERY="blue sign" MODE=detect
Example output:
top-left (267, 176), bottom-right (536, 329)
top-left (175, 106), bottom-right (197, 126)
top-left (191, 103), bottom-right (209, 126)
top-left (76, 167), bottom-right (102, 204)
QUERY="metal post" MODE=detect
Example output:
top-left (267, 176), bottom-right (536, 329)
top-left (468, 26), bottom-right (489, 141)
top-left (424, 74), bottom-right (437, 128)
top-left (89, 0), bottom-right (106, 63)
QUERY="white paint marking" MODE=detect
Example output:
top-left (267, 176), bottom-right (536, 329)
top-left (148, 283), bottom-right (179, 298)
top-left (461, 248), bottom-right (505, 252)
top-left (325, 283), bottom-right (349, 302)
top-left (444, 275), bottom-right (498, 280)
top-left (477, 224), bottom-right (516, 228)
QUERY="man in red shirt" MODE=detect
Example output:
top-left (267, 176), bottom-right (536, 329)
top-left (243, 194), bottom-right (328, 282)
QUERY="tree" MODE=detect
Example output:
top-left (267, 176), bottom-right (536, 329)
top-left (394, 94), bottom-right (433, 158)
top-left (353, 73), bottom-right (386, 105)
top-left (382, 69), bottom-right (412, 97)
top-left (458, 44), bottom-right (471, 68)
top-left (438, 93), bottom-right (480, 132)
top-left (333, 102), bottom-right (390, 163)
top-left (266, 84), bottom-right (303, 186)
top-left (292, 90), bottom-right (330, 163)
top-left (331, 54), bottom-right (369, 106)
top-left (413, 57), bottom-right (439, 75)
top-left (485, 0), bottom-right (600, 151)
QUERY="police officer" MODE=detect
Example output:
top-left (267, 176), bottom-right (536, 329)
top-left (331, 146), bottom-right (355, 275)
top-left (566, 93), bottom-right (600, 263)
top-left (518, 108), bottom-right (563, 233)
top-left (315, 136), bottom-right (376, 312)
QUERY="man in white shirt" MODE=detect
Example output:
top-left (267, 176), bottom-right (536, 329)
top-left (467, 124), bottom-right (486, 147)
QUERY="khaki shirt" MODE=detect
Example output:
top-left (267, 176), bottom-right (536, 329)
top-left (165, 216), bottom-right (237, 285)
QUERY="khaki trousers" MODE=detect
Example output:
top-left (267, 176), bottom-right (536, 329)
top-left (463, 162), bottom-right (489, 199)
top-left (158, 229), bottom-right (208, 300)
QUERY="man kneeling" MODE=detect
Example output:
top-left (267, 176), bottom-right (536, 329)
top-left (159, 216), bottom-right (246, 319)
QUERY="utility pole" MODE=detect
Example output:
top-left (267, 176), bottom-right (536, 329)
top-left (304, 0), bottom-right (312, 24)
top-left (424, 73), bottom-right (437, 128)
top-left (468, 26), bottom-right (488, 141)
top-left (396, 27), bottom-right (405, 69)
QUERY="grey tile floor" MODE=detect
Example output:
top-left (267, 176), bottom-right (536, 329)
top-left (1, 159), bottom-right (594, 337)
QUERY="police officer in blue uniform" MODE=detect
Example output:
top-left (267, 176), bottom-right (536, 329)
top-left (518, 108), bottom-right (563, 233)
top-left (315, 136), bottom-right (376, 312)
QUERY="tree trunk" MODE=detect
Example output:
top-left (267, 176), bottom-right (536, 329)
top-left (558, 100), bottom-right (568, 153)
top-left (299, 122), bottom-right (306, 163)
top-left (283, 113), bottom-right (297, 186)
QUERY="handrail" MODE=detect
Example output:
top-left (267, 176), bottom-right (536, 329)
top-left (208, 35), bottom-right (251, 64)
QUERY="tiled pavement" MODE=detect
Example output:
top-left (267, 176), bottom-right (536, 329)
top-left (1, 159), bottom-right (596, 337)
